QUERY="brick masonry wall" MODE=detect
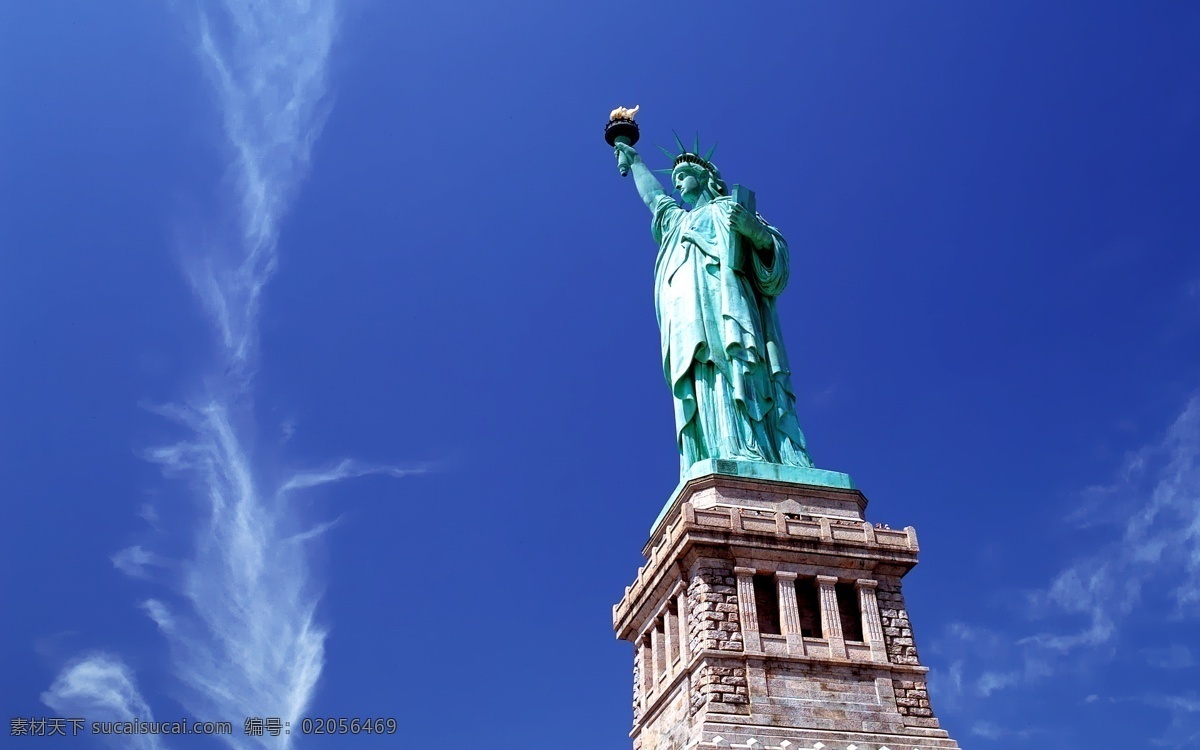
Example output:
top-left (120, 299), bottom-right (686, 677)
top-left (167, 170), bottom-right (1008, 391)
top-left (877, 576), bottom-right (920, 666)
top-left (891, 677), bottom-right (934, 719)
top-left (878, 577), bottom-right (939, 727)
top-left (633, 646), bottom-right (643, 721)
top-left (685, 563), bottom-right (748, 717)
top-left (687, 563), bottom-right (744, 655)
top-left (690, 661), bottom-right (749, 716)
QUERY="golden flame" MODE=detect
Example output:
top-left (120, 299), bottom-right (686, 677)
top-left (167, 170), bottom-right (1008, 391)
top-left (609, 104), bottom-right (640, 122)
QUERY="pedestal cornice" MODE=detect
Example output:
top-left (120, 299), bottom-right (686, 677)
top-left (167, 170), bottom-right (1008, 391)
top-left (615, 473), bottom-right (918, 641)
top-left (650, 460), bottom-right (860, 536)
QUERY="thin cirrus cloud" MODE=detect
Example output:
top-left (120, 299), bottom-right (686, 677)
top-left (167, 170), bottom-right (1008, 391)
top-left (42, 654), bottom-right (163, 750)
top-left (43, 2), bottom-right (412, 747)
top-left (1027, 394), bottom-right (1200, 658)
top-left (111, 545), bottom-right (171, 581)
top-left (928, 392), bottom-right (1200, 741)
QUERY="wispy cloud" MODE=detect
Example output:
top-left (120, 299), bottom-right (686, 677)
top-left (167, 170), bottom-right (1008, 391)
top-left (1025, 394), bottom-right (1200, 650)
top-left (112, 545), bottom-right (171, 580)
top-left (42, 654), bottom-right (162, 750)
top-left (976, 669), bottom-right (1021, 697)
top-left (138, 0), bottom-right (342, 742)
top-left (1142, 643), bottom-right (1195, 669)
top-left (930, 393), bottom-right (1200, 740)
top-left (278, 458), bottom-right (426, 494)
top-left (187, 0), bottom-right (337, 374)
top-left (970, 721), bottom-right (1045, 741)
top-left (43, 3), bottom-right (415, 747)
top-left (140, 400), bottom-right (332, 746)
top-left (1080, 693), bottom-right (1200, 747)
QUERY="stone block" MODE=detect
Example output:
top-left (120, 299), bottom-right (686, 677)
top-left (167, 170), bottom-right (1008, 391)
top-left (707, 702), bottom-right (743, 714)
top-left (811, 708), bottom-right (847, 720)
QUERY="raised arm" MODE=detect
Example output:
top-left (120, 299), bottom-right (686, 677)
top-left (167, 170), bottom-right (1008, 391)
top-left (614, 142), bottom-right (668, 212)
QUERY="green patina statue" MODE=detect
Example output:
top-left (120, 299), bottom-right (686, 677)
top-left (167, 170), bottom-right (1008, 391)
top-left (612, 127), bottom-right (815, 477)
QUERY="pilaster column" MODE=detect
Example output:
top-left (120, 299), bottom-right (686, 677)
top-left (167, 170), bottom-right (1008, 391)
top-left (733, 566), bottom-right (761, 653)
top-left (675, 583), bottom-right (691, 664)
top-left (651, 619), bottom-right (665, 686)
top-left (816, 575), bottom-right (847, 660)
top-left (774, 571), bottom-right (806, 656)
top-left (856, 579), bottom-right (888, 663)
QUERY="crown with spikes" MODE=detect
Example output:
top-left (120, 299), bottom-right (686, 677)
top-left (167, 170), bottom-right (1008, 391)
top-left (653, 131), bottom-right (719, 177)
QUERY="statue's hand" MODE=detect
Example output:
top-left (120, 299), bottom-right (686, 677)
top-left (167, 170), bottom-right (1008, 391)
top-left (729, 204), bottom-right (772, 248)
top-left (613, 142), bottom-right (642, 172)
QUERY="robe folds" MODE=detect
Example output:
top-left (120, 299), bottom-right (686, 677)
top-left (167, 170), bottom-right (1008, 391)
top-left (651, 193), bottom-right (813, 473)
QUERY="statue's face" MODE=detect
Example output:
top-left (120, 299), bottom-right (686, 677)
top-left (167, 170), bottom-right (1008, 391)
top-left (673, 167), bottom-right (704, 204)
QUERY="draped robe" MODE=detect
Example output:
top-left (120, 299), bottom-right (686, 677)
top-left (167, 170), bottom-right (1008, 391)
top-left (651, 193), bottom-right (813, 474)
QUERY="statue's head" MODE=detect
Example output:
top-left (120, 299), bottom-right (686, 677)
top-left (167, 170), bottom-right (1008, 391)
top-left (671, 159), bottom-right (726, 206)
top-left (659, 133), bottom-right (727, 206)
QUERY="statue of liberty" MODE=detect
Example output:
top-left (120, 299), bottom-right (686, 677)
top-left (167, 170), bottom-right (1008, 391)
top-left (612, 131), bottom-right (815, 477)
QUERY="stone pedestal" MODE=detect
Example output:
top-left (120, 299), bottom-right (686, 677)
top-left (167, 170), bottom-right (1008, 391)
top-left (613, 468), bottom-right (961, 750)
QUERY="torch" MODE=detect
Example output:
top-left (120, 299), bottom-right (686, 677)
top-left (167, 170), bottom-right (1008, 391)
top-left (605, 105), bottom-right (641, 177)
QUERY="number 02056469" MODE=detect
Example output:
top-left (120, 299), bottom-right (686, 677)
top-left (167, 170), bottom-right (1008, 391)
top-left (300, 718), bottom-right (398, 735)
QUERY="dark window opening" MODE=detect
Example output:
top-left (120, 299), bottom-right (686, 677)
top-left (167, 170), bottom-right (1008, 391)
top-left (667, 600), bottom-right (680, 661)
top-left (753, 574), bottom-right (782, 635)
top-left (794, 577), bottom-right (822, 638)
top-left (836, 582), bottom-right (864, 642)
top-left (640, 634), bottom-right (653, 691)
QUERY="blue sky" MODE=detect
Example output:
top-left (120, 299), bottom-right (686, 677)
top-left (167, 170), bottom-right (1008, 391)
top-left (2, 1), bottom-right (1199, 748)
